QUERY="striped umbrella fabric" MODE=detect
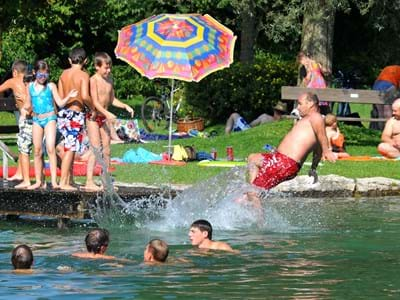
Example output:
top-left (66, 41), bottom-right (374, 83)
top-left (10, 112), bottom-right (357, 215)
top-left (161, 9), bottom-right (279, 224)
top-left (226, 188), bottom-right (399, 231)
top-left (115, 14), bottom-right (236, 82)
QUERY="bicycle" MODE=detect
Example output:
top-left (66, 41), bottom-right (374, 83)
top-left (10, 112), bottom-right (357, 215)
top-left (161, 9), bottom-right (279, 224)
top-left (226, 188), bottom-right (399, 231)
top-left (141, 82), bottom-right (183, 132)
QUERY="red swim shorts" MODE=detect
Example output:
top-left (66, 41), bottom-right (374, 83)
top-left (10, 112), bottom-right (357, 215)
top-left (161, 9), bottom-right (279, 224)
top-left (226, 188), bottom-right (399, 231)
top-left (252, 152), bottom-right (300, 190)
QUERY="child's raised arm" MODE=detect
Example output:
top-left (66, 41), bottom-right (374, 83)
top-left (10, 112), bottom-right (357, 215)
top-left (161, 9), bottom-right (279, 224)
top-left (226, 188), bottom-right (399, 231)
top-left (49, 82), bottom-right (77, 108)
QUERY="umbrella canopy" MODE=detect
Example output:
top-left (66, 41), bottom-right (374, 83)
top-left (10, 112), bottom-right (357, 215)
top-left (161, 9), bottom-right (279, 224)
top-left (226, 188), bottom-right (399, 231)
top-left (114, 13), bottom-right (236, 82)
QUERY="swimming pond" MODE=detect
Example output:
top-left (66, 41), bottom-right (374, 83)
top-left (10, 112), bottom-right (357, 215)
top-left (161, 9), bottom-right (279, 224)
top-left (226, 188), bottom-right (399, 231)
top-left (1, 195), bottom-right (399, 299)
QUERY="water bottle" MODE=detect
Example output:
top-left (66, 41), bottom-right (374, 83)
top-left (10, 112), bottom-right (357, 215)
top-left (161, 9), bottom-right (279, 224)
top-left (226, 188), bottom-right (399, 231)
top-left (210, 148), bottom-right (217, 160)
top-left (263, 144), bottom-right (276, 152)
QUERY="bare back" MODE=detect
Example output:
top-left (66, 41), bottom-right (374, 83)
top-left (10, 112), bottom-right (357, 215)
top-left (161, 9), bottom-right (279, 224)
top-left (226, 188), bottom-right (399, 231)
top-left (58, 67), bottom-right (90, 112)
top-left (0, 77), bottom-right (27, 111)
top-left (277, 114), bottom-right (319, 163)
top-left (90, 74), bottom-right (114, 115)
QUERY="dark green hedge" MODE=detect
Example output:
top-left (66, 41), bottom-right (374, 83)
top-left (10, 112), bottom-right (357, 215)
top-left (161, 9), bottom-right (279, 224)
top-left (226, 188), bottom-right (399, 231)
top-left (184, 52), bottom-right (297, 124)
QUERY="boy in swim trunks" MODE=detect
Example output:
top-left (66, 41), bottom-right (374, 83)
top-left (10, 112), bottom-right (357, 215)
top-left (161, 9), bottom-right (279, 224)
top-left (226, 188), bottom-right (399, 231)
top-left (248, 92), bottom-right (336, 191)
top-left (57, 48), bottom-right (92, 190)
top-left (11, 244), bottom-right (34, 273)
top-left (144, 239), bottom-right (169, 263)
top-left (72, 228), bottom-right (116, 260)
top-left (83, 52), bottom-right (134, 191)
top-left (189, 219), bottom-right (234, 252)
top-left (0, 60), bottom-right (33, 188)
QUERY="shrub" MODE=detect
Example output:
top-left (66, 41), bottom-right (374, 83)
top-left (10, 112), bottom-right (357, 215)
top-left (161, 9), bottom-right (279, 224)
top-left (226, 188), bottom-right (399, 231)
top-left (184, 52), bottom-right (297, 124)
top-left (112, 65), bottom-right (158, 99)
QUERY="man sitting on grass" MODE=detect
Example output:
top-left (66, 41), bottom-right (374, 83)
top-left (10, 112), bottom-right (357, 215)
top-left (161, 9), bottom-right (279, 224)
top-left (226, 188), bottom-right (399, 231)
top-left (377, 98), bottom-right (400, 158)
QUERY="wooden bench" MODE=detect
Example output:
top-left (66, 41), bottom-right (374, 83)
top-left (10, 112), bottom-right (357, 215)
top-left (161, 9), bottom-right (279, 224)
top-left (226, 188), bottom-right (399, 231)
top-left (281, 86), bottom-right (393, 122)
top-left (0, 97), bottom-right (18, 133)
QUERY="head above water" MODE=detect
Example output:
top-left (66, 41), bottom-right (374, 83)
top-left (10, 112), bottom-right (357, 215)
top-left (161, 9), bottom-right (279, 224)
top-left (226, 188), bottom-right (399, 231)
top-left (85, 228), bottom-right (110, 254)
top-left (190, 219), bottom-right (213, 240)
top-left (69, 48), bottom-right (87, 65)
top-left (144, 239), bottom-right (169, 263)
top-left (11, 244), bottom-right (33, 270)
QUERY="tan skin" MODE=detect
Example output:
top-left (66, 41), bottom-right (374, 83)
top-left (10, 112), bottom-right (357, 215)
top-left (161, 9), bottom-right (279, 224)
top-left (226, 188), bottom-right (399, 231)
top-left (58, 58), bottom-right (91, 191)
top-left (325, 121), bottom-right (350, 159)
top-left (248, 93), bottom-right (336, 185)
top-left (22, 72), bottom-right (78, 190)
top-left (0, 70), bottom-right (32, 186)
top-left (83, 61), bottom-right (134, 191)
top-left (377, 99), bottom-right (400, 158)
top-left (188, 227), bottom-right (234, 252)
top-left (72, 244), bottom-right (115, 260)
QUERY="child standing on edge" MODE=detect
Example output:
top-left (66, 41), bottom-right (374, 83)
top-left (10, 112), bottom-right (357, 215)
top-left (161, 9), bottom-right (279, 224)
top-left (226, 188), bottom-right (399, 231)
top-left (22, 60), bottom-right (77, 189)
top-left (57, 48), bottom-right (91, 191)
top-left (0, 60), bottom-right (33, 188)
top-left (83, 52), bottom-right (134, 191)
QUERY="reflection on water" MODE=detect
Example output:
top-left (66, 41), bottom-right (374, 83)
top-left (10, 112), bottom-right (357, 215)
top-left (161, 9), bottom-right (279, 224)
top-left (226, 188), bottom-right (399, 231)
top-left (1, 167), bottom-right (400, 298)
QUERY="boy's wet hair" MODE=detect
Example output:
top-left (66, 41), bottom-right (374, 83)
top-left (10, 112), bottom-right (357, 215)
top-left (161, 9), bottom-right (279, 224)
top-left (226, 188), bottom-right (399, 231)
top-left (85, 228), bottom-right (110, 254)
top-left (11, 60), bottom-right (27, 74)
top-left (148, 239), bottom-right (169, 262)
top-left (11, 244), bottom-right (33, 269)
top-left (69, 48), bottom-right (87, 64)
top-left (191, 219), bottom-right (213, 240)
top-left (94, 52), bottom-right (112, 67)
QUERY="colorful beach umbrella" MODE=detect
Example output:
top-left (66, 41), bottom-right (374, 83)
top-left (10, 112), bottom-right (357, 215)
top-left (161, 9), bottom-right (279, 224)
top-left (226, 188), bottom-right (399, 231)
top-left (115, 14), bottom-right (236, 162)
top-left (114, 13), bottom-right (236, 82)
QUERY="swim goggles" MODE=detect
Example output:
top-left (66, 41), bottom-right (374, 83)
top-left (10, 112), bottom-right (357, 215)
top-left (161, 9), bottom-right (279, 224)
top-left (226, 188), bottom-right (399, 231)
top-left (36, 72), bottom-right (49, 80)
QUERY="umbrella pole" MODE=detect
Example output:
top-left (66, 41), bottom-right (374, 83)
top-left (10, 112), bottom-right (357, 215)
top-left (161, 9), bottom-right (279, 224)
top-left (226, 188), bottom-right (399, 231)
top-left (167, 78), bottom-right (175, 159)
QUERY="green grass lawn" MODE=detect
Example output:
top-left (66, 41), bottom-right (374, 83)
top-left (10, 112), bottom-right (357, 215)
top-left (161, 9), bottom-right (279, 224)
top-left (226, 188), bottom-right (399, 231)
top-left (1, 105), bottom-right (394, 186)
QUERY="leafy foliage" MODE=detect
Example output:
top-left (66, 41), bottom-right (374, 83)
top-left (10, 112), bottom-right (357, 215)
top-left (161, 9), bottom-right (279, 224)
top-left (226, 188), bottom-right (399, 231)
top-left (185, 52), bottom-right (297, 123)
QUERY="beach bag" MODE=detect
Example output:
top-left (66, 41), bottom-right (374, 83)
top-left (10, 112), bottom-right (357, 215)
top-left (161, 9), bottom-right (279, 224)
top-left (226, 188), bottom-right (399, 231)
top-left (115, 119), bottom-right (140, 142)
top-left (172, 145), bottom-right (188, 161)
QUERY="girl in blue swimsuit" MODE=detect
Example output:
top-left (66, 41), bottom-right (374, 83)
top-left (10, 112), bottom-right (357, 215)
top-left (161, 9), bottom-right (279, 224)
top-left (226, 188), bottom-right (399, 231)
top-left (21, 60), bottom-right (77, 189)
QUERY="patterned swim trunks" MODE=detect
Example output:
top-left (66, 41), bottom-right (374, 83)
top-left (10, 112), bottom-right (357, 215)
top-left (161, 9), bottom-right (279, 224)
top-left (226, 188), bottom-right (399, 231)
top-left (17, 118), bottom-right (33, 155)
top-left (252, 151), bottom-right (300, 190)
top-left (57, 109), bottom-right (85, 152)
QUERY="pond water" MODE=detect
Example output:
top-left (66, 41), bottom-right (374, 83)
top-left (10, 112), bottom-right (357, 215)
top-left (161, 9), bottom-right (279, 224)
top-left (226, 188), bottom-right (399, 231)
top-left (1, 168), bottom-right (400, 299)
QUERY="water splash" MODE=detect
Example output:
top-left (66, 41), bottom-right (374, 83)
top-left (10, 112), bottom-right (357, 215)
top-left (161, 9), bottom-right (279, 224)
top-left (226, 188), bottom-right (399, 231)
top-left (120, 167), bottom-right (293, 232)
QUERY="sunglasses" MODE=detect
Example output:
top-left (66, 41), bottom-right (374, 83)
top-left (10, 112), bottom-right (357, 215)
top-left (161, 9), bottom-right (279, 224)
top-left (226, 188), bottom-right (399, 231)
top-left (36, 72), bottom-right (49, 80)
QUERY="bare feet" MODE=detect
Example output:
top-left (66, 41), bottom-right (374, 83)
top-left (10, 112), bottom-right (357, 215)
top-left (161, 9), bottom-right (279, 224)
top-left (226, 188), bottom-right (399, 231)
top-left (27, 182), bottom-right (46, 190)
top-left (59, 184), bottom-right (78, 191)
top-left (8, 174), bottom-right (23, 181)
top-left (51, 182), bottom-right (60, 190)
top-left (81, 184), bottom-right (103, 192)
top-left (14, 181), bottom-right (31, 189)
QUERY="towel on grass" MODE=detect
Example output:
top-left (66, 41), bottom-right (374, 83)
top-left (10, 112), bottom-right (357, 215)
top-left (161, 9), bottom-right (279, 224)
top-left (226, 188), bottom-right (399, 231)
top-left (122, 147), bottom-right (162, 163)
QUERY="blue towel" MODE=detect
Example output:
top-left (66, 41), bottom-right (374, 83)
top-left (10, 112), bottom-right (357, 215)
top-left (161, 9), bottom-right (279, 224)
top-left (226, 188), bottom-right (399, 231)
top-left (122, 147), bottom-right (162, 163)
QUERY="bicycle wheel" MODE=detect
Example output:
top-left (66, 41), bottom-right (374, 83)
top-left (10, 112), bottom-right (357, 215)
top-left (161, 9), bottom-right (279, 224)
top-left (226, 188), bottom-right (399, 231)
top-left (141, 96), bottom-right (168, 132)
